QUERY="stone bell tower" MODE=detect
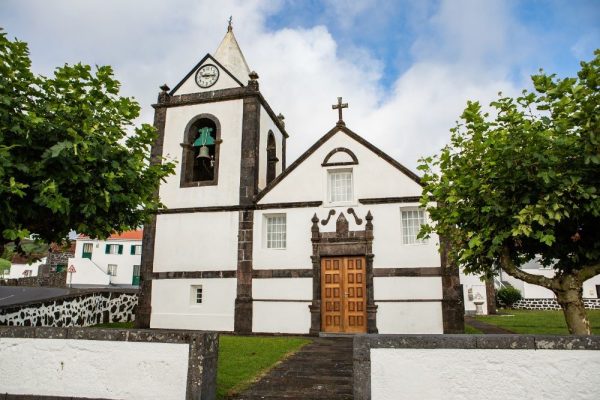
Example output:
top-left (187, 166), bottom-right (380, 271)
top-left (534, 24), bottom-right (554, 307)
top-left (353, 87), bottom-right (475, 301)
top-left (136, 21), bottom-right (288, 332)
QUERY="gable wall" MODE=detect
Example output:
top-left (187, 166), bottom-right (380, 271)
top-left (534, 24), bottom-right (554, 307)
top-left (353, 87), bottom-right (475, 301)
top-left (172, 57), bottom-right (242, 96)
top-left (159, 100), bottom-right (244, 208)
top-left (258, 131), bottom-right (423, 204)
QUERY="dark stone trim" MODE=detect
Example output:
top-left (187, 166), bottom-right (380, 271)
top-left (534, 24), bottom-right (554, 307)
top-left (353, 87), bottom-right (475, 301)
top-left (256, 201), bottom-right (323, 210)
top-left (179, 113), bottom-right (221, 188)
top-left (0, 327), bottom-right (219, 400)
top-left (155, 87), bottom-right (289, 139)
top-left (358, 196), bottom-right (422, 205)
top-left (169, 53), bottom-right (244, 95)
top-left (252, 269), bottom-right (313, 278)
top-left (253, 299), bottom-right (312, 302)
top-left (235, 210), bottom-right (254, 334)
top-left (152, 270), bottom-right (237, 279)
top-left (159, 205), bottom-right (248, 214)
top-left (353, 334), bottom-right (600, 400)
top-left (374, 299), bottom-right (442, 302)
top-left (282, 134), bottom-right (287, 170)
top-left (256, 124), bottom-right (420, 202)
top-left (322, 147), bottom-right (359, 166)
top-left (158, 201), bottom-right (323, 215)
top-left (373, 267), bottom-right (442, 277)
top-left (440, 235), bottom-right (465, 334)
top-left (135, 90), bottom-right (168, 329)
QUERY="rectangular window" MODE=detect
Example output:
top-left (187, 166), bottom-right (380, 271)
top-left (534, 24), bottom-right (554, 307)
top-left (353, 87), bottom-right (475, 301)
top-left (190, 285), bottom-right (203, 304)
top-left (105, 244), bottom-right (123, 255)
top-left (328, 170), bottom-right (353, 203)
top-left (82, 243), bottom-right (93, 259)
top-left (107, 264), bottom-right (118, 276)
top-left (265, 214), bottom-right (286, 249)
top-left (401, 209), bottom-right (427, 244)
top-left (131, 245), bottom-right (142, 255)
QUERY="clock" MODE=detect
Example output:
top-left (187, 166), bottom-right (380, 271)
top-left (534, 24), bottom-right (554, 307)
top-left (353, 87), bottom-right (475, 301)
top-left (195, 64), bottom-right (219, 88)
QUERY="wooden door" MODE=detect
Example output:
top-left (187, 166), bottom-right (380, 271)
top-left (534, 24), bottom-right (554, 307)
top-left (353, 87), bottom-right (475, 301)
top-left (321, 257), bottom-right (367, 333)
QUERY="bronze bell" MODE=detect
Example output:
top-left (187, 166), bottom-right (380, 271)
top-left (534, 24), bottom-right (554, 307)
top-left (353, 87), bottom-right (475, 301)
top-left (197, 145), bottom-right (210, 159)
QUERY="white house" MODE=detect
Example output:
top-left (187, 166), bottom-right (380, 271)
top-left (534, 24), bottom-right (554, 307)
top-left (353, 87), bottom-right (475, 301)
top-left (136, 23), bottom-right (464, 334)
top-left (7, 258), bottom-right (46, 279)
top-left (67, 230), bottom-right (143, 287)
top-left (500, 259), bottom-right (600, 300)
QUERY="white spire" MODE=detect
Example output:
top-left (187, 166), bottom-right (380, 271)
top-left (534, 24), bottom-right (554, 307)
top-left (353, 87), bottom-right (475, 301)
top-left (213, 19), bottom-right (251, 84)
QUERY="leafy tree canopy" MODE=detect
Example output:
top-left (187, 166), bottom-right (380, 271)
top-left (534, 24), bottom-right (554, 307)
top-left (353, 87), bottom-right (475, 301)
top-left (419, 50), bottom-right (600, 334)
top-left (0, 31), bottom-right (175, 252)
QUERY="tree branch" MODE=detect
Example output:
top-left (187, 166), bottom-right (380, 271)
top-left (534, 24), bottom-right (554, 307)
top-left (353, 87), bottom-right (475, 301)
top-left (499, 245), bottom-right (554, 289)
top-left (577, 263), bottom-right (600, 282)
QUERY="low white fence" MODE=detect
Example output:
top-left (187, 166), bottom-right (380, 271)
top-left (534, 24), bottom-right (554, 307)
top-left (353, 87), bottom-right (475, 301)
top-left (354, 335), bottom-right (600, 400)
top-left (0, 327), bottom-right (218, 399)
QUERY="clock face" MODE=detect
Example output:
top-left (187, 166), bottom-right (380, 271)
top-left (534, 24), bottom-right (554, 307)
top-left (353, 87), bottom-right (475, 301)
top-left (195, 64), bottom-right (219, 88)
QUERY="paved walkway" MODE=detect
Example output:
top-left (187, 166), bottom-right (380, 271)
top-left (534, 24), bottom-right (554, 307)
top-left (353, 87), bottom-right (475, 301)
top-left (465, 316), bottom-right (515, 334)
top-left (229, 337), bottom-right (353, 400)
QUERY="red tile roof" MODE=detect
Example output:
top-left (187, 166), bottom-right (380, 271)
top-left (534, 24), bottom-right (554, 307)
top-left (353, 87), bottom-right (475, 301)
top-left (77, 230), bottom-right (143, 241)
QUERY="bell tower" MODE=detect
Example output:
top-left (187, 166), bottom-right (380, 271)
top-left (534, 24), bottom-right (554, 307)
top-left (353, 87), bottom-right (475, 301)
top-left (136, 22), bottom-right (289, 332)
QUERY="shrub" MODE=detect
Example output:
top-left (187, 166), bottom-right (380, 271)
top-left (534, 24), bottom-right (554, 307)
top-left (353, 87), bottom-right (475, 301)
top-left (497, 286), bottom-right (522, 308)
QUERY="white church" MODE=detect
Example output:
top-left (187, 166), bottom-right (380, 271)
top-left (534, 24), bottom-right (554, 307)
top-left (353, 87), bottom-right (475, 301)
top-left (135, 23), bottom-right (464, 335)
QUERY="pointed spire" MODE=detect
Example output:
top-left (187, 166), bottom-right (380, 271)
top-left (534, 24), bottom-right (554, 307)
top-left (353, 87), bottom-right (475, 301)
top-left (214, 17), bottom-right (251, 84)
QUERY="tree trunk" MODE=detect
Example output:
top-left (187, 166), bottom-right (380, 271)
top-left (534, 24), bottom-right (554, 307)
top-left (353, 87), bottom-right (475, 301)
top-left (553, 275), bottom-right (591, 335)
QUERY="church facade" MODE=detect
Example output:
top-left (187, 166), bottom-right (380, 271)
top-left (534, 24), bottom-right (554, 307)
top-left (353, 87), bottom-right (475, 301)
top-left (136, 25), bottom-right (464, 334)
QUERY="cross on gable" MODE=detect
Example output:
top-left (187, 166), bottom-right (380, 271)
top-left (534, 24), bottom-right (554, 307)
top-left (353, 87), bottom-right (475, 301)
top-left (332, 97), bottom-right (348, 126)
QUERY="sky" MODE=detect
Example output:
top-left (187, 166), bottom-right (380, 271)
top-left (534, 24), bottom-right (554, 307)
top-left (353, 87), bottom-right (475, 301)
top-left (1, 0), bottom-right (598, 170)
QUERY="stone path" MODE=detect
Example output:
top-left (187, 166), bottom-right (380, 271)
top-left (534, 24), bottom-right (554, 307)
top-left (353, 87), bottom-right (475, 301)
top-left (465, 316), bottom-right (515, 334)
top-left (229, 337), bottom-right (353, 400)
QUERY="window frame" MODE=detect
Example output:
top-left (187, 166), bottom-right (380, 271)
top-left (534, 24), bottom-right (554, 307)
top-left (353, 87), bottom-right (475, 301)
top-left (326, 168), bottom-right (354, 205)
top-left (190, 285), bottom-right (203, 305)
top-left (264, 213), bottom-right (287, 250)
top-left (107, 264), bottom-right (118, 276)
top-left (400, 207), bottom-right (428, 245)
top-left (130, 245), bottom-right (142, 255)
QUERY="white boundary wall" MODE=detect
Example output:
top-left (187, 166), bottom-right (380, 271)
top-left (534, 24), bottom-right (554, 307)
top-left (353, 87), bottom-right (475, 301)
top-left (371, 348), bottom-right (600, 400)
top-left (0, 338), bottom-right (189, 399)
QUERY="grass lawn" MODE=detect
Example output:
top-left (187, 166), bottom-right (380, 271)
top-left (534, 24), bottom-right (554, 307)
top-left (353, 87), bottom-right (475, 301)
top-left (474, 309), bottom-right (600, 335)
top-left (85, 323), bottom-right (310, 399)
top-left (464, 324), bottom-right (483, 334)
top-left (217, 335), bottom-right (310, 399)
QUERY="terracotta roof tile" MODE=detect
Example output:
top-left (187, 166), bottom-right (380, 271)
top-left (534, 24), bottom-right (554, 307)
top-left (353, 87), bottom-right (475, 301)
top-left (77, 229), bottom-right (143, 241)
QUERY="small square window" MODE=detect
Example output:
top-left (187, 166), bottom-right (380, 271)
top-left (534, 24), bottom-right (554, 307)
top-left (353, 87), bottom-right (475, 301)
top-left (131, 245), bottom-right (142, 255)
top-left (401, 209), bottom-right (427, 244)
top-left (106, 244), bottom-right (121, 254)
top-left (265, 214), bottom-right (286, 249)
top-left (191, 285), bottom-right (203, 304)
top-left (328, 170), bottom-right (353, 203)
top-left (107, 264), bottom-right (118, 276)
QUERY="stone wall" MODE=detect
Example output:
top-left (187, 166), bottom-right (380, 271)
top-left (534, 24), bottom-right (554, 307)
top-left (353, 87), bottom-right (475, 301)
top-left (513, 298), bottom-right (600, 310)
top-left (0, 326), bottom-right (218, 400)
top-left (354, 334), bottom-right (600, 400)
top-left (0, 290), bottom-right (138, 327)
top-left (0, 270), bottom-right (67, 287)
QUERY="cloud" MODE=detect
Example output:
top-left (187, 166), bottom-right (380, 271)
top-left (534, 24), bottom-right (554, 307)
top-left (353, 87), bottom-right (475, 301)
top-left (0, 0), bottom-right (578, 171)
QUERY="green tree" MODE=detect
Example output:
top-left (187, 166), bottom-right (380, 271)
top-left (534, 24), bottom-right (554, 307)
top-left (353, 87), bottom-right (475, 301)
top-left (0, 31), bottom-right (175, 255)
top-left (419, 50), bottom-right (600, 335)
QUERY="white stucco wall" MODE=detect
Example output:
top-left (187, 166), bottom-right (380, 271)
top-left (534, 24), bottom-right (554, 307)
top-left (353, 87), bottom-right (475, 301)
top-left (371, 348), bottom-right (600, 400)
top-left (151, 278), bottom-right (236, 331)
top-left (8, 258), bottom-right (45, 278)
top-left (253, 301), bottom-right (311, 333)
top-left (172, 56), bottom-right (242, 96)
top-left (375, 302), bottom-right (443, 334)
top-left (71, 238), bottom-right (141, 286)
top-left (0, 338), bottom-right (188, 400)
top-left (374, 277), bottom-right (441, 300)
top-left (252, 278), bottom-right (312, 300)
top-left (154, 212), bottom-right (238, 272)
top-left (159, 99), bottom-right (244, 209)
